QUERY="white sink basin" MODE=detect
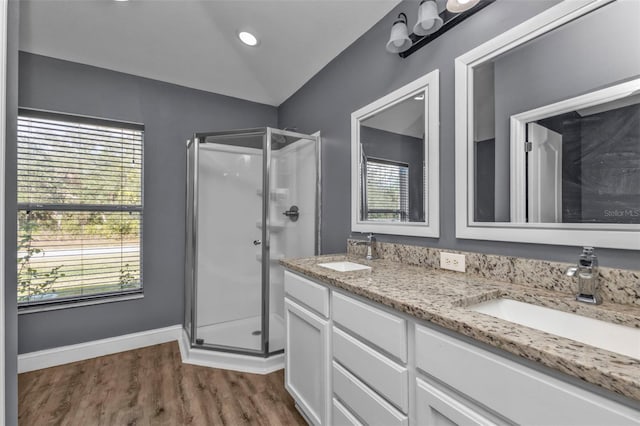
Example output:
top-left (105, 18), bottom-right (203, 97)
top-left (469, 298), bottom-right (640, 360)
top-left (317, 261), bottom-right (371, 272)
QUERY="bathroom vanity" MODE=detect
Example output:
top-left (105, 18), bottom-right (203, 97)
top-left (281, 252), bottom-right (640, 426)
top-left (284, 4), bottom-right (640, 423)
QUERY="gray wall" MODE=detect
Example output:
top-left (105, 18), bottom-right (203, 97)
top-left (5, 1), bottom-right (19, 423)
top-left (16, 52), bottom-right (278, 354)
top-left (474, 138), bottom-right (495, 222)
top-left (278, 0), bottom-right (639, 269)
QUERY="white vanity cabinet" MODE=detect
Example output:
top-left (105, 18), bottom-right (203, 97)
top-left (415, 324), bottom-right (640, 426)
top-left (283, 269), bottom-right (640, 426)
top-left (284, 271), bottom-right (330, 425)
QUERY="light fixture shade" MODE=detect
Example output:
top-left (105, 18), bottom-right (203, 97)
top-left (386, 13), bottom-right (412, 53)
top-left (413, 0), bottom-right (444, 36)
top-left (446, 0), bottom-right (480, 13)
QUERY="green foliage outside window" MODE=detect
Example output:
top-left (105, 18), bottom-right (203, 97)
top-left (18, 114), bottom-right (143, 304)
top-left (17, 219), bottom-right (65, 302)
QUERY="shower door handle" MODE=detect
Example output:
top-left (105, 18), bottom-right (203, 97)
top-left (283, 205), bottom-right (300, 222)
top-left (253, 240), bottom-right (262, 246)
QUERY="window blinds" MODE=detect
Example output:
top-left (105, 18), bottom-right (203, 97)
top-left (365, 158), bottom-right (409, 221)
top-left (17, 110), bottom-right (143, 306)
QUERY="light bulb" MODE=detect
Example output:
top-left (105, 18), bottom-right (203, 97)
top-left (238, 31), bottom-right (258, 46)
top-left (446, 0), bottom-right (480, 13)
top-left (414, 0), bottom-right (443, 37)
top-left (421, 21), bottom-right (435, 30)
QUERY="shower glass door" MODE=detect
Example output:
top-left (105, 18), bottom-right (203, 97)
top-left (266, 129), bottom-right (319, 354)
top-left (186, 127), bottom-right (319, 357)
top-left (194, 131), bottom-right (266, 353)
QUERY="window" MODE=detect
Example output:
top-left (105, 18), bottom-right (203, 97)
top-left (363, 158), bottom-right (409, 221)
top-left (17, 109), bottom-right (143, 307)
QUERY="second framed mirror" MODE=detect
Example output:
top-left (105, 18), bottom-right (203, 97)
top-left (351, 69), bottom-right (439, 237)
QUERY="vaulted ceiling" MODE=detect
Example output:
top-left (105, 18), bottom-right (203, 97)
top-left (20, 0), bottom-right (401, 106)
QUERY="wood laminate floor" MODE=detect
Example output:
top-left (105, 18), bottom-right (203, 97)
top-left (18, 342), bottom-right (306, 426)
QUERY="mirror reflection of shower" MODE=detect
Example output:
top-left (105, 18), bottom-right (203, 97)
top-left (185, 128), bottom-right (320, 357)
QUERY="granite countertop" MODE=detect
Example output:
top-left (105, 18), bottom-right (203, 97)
top-left (281, 253), bottom-right (640, 403)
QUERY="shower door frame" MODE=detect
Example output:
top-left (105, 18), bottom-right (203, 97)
top-left (186, 127), bottom-right (321, 358)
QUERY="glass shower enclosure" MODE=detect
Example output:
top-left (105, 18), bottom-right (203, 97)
top-left (185, 128), bottom-right (320, 356)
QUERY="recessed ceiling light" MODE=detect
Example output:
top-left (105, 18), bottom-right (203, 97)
top-left (238, 31), bottom-right (258, 47)
top-left (113, 0), bottom-right (130, 2)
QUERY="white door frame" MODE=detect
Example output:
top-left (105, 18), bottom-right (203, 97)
top-left (0, 0), bottom-right (8, 422)
top-left (526, 123), bottom-right (562, 223)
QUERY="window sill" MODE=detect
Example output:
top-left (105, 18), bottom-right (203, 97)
top-left (18, 292), bottom-right (144, 315)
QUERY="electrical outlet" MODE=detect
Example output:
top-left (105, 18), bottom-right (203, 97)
top-left (440, 252), bottom-right (466, 272)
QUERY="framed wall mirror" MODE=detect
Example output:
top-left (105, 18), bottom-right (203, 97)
top-left (351, 70), bottom-right (439, 237)
top-left (455, 0), bottom-right (640, 249)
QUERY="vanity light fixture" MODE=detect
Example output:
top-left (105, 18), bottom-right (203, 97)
top-left (413, 0), bottom-right (444, 36)
top-left (238, 31), bottom-right (258, 47)
top-left (385, 13), bottom-right (412, 53)
top-left (387, 0), bottom-right (494, 58)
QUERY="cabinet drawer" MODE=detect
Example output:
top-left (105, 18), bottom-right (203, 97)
top-left (416, 377), bottom-right (507, 426)
top-left (333, 361), bottom-right (408, 426)
top-left (415, 324), bottom-right (640, 425)
top-left (333, 398), bottom-right (362, 426)
top-left (284, 271), bottom-right (329, 318)
top-left (333, 327), bottom-right (408, 412)
top-left (332, 292), bottom-right (407, 362)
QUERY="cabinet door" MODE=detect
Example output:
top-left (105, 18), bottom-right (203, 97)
top-left (285, 298), bottom-right (330, 425)
top-left (416, 378), bottom-right (504, 426)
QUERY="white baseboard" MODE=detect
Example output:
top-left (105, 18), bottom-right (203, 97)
top-left (18, 325), bottom-right (285, 375)
top-left (178, 329), bottom-right (284, 375)
top-left (18, 324), bottom-right (182, 373)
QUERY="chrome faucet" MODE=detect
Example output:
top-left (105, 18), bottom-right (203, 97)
top-left (565, 247), bottom-right (602, 305)
top-left (353, 233), bottom-right (378, 261)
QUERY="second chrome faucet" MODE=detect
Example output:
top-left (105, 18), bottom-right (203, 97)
top-left (566, 247), bottom-right (602, 305)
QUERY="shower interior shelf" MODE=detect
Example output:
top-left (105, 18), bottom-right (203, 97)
top-left (255, 252), bottom-right (285, 263)
top-left (255, 221), bottom-right (286, 232)
top-left (256, 188), bottom-right (289, 200)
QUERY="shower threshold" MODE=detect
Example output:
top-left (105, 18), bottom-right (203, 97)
top-left (195, 314), bottom-right (284, 353)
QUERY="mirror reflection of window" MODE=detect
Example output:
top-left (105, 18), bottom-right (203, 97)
top-left (363, 158), bottom-right (409, 222)
top-left (359, 91), bottom-right (426, 223)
